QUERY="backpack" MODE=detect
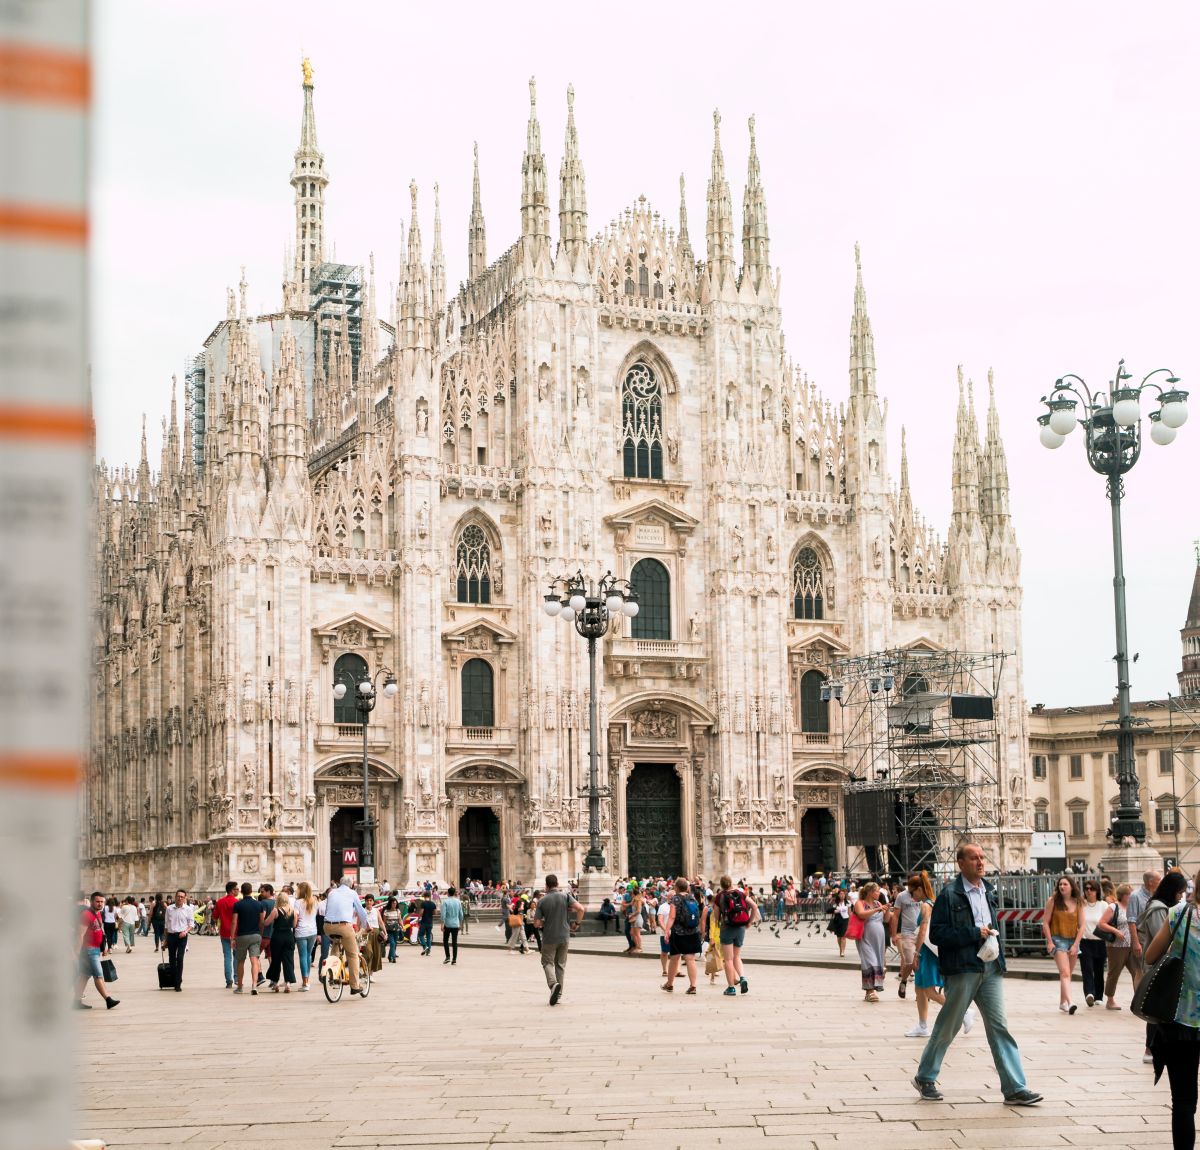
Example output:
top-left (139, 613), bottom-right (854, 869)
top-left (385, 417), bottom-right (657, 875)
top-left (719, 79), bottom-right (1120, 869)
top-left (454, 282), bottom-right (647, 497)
top-left (723, 888), bottom-right (751, 927)
top-left (676, 896), bottom-right (701, 933)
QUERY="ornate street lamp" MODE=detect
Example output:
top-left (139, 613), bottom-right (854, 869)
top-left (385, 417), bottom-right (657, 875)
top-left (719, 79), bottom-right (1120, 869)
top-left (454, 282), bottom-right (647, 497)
top-left (542, 570), bottom-right (639, 872)
top-left (332, 665), bottom-right (397, 872)
top-left (1038, 360), bottom-right (1187, 845)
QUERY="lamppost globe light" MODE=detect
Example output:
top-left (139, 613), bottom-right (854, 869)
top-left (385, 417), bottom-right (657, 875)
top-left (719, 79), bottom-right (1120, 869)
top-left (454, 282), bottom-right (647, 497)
top-left (1047, 399), bottom-right (1077, 436)
top-left (542, 593), bottom-right (562, 617)
top-left (332, 682), bottom-right (347, 700)
top-left (1160, 389), bottom-right (1189, 429)
top-left (1149, 410), bottom-right (1177, 446)
top-left (383, 679), bottom-right (398, 698)
top-left (1111, 388), bottom-right (1141, 428)
top-left (568, 591), bottom-right (587, 613)
top-left (1038, 414), bottom-right (1066, 450)
top-left (559, 605), bottom-right (576, 622)
top-left (358, 680), bottom-right (373, 696)
top-left (605, 591), bottom-right (624, 613)
top-left (623, 597), bottom-right (640, 617)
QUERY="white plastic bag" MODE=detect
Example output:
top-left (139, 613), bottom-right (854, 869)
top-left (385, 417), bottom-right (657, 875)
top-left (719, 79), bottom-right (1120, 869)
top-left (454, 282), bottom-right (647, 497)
top-left (976, 933), bottom-right (1000, 963)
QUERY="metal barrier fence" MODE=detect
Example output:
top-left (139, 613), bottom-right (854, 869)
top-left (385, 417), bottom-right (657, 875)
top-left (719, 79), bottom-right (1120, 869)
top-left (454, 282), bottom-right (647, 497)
top-left (991, 874), bottom-right (1057, 957)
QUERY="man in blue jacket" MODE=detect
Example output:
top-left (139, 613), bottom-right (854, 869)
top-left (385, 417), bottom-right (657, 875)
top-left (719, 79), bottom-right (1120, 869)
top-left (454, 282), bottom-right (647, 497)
top-left (912, 841), bottom-right (1042, 1106)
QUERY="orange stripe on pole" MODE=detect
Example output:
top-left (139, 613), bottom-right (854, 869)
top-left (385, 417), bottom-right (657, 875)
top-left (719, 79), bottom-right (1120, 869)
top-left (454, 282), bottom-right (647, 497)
top-left (0, 403), bottom-right (93, 442)
top-left (0, 203), bottom-right (88, 244)
top-left (0, 43), bottom-right (90, 106)
top-left (0, 754), bottom-right (81, 790)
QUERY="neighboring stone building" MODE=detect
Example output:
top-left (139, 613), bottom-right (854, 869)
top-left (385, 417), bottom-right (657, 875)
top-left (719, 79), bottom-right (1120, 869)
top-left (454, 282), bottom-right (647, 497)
top-left (85, 66), bottom-right (1029, 893)
top-left (1028, 557), bottom-right (1200, 870)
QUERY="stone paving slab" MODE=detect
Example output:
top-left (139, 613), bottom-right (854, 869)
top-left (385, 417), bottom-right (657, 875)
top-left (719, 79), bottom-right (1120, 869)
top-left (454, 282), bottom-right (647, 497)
top-left (76, 937), bottom-right (1165, 1149)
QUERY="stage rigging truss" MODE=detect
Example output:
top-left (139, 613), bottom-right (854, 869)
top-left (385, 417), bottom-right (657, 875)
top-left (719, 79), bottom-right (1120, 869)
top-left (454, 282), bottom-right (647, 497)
top-left (826, 648), bottom-right (1008, 877)
top-left (1161, 693), bottom-right (1200, 870)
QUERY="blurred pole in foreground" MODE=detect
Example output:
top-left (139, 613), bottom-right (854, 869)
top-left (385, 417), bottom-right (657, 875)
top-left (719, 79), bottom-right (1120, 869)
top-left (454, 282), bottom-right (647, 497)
top-left (0, 1), bottom-right (89, 1147)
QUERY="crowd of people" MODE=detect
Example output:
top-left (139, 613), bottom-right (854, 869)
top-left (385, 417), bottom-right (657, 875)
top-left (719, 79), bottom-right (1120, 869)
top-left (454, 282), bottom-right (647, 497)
top-left (75, 853), bottom-right (1200, 1149)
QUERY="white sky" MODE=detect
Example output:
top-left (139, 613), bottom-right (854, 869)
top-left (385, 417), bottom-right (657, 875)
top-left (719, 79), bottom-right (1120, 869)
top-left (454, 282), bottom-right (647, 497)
top-left (91, 1), bottom-right (1200, 708)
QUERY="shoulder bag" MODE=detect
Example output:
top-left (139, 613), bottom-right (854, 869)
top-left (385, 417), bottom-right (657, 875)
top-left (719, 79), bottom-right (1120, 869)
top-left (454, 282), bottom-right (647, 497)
top-left (845, 905), bottom-right (866, 941)
top-left (1131, 905), bottom-right (1192, 1025)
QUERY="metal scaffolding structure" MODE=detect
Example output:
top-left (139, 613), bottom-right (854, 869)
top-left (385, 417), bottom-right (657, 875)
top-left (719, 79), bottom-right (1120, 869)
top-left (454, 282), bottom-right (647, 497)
top-left (1163, 694), bottom-right (1200, 870)
top-left (827, 648), bottom-right (1008, 877)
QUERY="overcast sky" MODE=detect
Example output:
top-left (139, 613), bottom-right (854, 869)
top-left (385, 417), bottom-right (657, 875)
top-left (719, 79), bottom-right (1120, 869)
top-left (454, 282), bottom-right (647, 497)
top-left (91, 2), bottom-right (1199, 708)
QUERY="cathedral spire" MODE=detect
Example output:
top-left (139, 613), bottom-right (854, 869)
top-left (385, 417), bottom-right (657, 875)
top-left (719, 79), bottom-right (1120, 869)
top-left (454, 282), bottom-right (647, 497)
top-left (557, 84), bottom-right (588, 261)
top-left (162, 376), bottom-right (180, 480)
top-left (981, 368), bottom-right (1010, 525)
top-left (951, 365), bottom-right (982, 525)
top-left (137, 414), bottom-right (151, 503)
top-left (430, 183), bottom-right (445, 316)
top-left (520, 77), bottom-right (550, 242)
top-left (741, 114), bottom-right (770, 291)
top-left (706, 109), bottom-right (735, 283)
top-left (399, 182), bottom-right (429, 352)
top-left (1179, 551), bottom-right (1200, 696)
top-left (290, 57), bottom-right (328, 296)
top-left (848, 243), bottom-right (876, 396)
top-left (899, 424), bottom-right (911, 502)
top-left (678, 172), bottom-right (693, 262)
top-left (468, 142), bottom-right (487, 281)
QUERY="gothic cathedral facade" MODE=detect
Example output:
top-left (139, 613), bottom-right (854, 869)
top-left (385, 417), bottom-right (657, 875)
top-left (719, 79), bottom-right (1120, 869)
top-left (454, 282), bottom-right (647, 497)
top-left (85, 68), bottom-right (1030, 893)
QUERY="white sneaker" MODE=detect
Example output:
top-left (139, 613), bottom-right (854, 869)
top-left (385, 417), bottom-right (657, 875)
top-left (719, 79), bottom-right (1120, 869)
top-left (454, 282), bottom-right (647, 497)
top-left (1143, 1052), bottom-right (1154, 1064)
top-left (905, 1024), bottom-right (930, 1038)
top-left (963, 1006), bottom-right (976, 1034)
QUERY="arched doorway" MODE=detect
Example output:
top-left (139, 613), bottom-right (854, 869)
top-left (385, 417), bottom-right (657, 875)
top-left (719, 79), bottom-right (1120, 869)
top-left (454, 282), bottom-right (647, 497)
top-left (801, 808), bottom-right (837, 876)
top-left (329, 806), bottom-right (364, 883)
top-left (626, 764), bottom-right (682, 877)
top-left (458, 808), bottom-right (501, 884)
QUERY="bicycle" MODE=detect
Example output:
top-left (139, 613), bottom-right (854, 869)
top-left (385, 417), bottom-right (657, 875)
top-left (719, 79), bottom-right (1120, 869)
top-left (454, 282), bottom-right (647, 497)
top-left (322, 932), bottom-right (371, 1003)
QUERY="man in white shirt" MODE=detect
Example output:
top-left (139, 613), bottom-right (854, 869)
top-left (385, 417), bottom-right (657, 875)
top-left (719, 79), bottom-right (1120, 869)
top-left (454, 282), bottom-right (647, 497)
top-left (163, 889), bottom-right (193, 992)
top-left (912, 843), bottom-right (1040, 1107)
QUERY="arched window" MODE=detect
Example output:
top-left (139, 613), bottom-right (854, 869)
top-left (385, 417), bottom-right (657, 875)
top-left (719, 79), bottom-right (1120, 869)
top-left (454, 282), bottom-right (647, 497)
top-left (630, 558), bottom-right (670, 640)
top-left (455, 524), bottom-right (492, 604)
top-left (800, 670), bottom-right (830, 734)
top-left (792, 546), bottom-right (826, 620)
top-left (461, 658), bottom-right (494, 728)
top-left (621, 362), bottom-right (664, 480)
top-left (333, 652), bottom-right (368, 724)
top-left (902, 672), bottom-right (929, 697)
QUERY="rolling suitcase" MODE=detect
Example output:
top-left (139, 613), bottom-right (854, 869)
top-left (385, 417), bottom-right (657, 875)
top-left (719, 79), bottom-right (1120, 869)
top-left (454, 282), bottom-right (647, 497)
top-left (157, 961), bottom-right (173, 990)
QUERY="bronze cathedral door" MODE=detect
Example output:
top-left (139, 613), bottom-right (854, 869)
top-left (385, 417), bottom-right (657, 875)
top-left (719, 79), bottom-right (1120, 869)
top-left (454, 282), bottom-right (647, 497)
top-left (625, 764), bottom-right (682, 877)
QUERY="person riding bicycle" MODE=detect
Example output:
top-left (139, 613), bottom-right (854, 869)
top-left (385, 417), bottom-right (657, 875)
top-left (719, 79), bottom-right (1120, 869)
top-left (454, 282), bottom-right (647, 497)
top-left (322, 876), bottom-right (370, 996)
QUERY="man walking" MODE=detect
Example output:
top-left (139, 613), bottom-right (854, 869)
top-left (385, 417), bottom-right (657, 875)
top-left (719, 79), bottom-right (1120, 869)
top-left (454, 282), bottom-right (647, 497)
top-left (441, 885), bottom-right (464, 965)
top-left (912, 842), bottom-right (1042, 1106)
top-left (75, 891), bottom-right (120, 1010)
top-left (1126, 869), bottom-right (1160, 977)
top-left (213, 880), bottom-right (239, 988)
top-left (256, 883), bottom-right (275, 985)
top-left (892, 874), bottom-right (923, 1000)
top-left (232, 881), bottom-right (265, 994)
top-left (416, 889), bottom-right (437, 956)
top-left (533, 873), bottom-right (583, 1006)
top-left (163, 889), bottom-right (192, 991)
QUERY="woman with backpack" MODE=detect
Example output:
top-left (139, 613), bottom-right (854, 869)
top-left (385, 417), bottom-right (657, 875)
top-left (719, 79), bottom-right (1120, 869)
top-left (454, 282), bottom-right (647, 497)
top-left (715, 875), bottom-right (757, 996)
top-left (661, 877), bottom-right (703, 994)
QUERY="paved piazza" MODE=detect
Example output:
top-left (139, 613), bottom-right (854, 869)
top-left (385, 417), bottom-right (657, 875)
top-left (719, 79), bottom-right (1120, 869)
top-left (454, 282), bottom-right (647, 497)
top-left (77, 936), bottom-right (1169, 1149)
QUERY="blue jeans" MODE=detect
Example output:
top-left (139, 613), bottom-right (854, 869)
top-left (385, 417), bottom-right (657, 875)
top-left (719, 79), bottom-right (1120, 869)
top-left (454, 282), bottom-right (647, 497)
top-left (387, 928), bottom-right (400, 961)
top-left (220, 937), bottom-right (234, 985)
top-left (296, 936), bottom-right (314, 981)
top-left (417, 923), bottom-right (432, 953)
top-left (916, 963), bottom-right (1027, 1096)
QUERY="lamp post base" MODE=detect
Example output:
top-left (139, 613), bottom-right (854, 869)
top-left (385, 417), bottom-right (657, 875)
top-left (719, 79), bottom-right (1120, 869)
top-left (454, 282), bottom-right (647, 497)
top-left (1098, 841), bottom-right (1163, 886)
top-left (576, 870), bottom-right (615, 912)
